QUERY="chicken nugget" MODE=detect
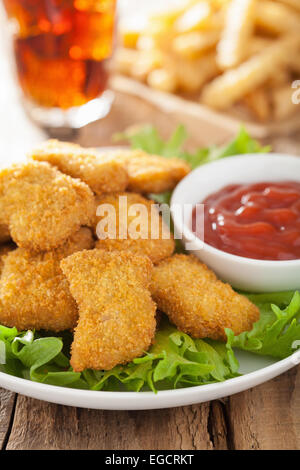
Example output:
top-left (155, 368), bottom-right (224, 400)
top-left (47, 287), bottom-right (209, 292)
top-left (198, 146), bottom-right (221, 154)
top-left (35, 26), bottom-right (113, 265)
top-left (0, 224), bottom-right (11, 244)
top-left (61, 250), bottom-right (156, 371)
top-left (0, 243), bottom-right (15, 272)
top-left (97, 148), bottom-right (190, 194)
top-left (30, 140), bottom-right (129, 195)
top-left (150, 254), bottom-right (260, 341)
top-left (0, 161), bottom-right (95, 251)
top-left (0, 228), bottom-right (94, 332)
top-left (94, 192), bottom-right (175, 264)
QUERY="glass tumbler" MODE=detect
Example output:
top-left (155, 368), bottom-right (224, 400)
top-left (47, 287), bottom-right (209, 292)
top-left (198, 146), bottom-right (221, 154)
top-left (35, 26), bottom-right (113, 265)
top-left (3, 0), bottom-right (116, 129)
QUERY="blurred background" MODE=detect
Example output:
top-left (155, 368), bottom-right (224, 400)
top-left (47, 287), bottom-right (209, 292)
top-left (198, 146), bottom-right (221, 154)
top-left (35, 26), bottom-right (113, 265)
top-left (0, 0), bottom-right (299, 164)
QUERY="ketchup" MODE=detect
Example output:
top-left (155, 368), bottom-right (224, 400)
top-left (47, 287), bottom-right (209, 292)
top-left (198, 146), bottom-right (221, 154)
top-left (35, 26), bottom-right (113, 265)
top-left (192, 182), bottom-right (300, 261)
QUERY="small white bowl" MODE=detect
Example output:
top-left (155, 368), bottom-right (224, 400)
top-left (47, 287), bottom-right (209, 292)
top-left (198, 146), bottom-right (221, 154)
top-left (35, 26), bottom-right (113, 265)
top-left (171, 153), bottom-right (300, 293)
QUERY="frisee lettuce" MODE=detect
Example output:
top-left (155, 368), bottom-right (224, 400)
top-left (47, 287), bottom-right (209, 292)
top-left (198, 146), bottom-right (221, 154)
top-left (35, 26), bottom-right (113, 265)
top-left (226, 291), bottom-right (300, 361)
top-left (0, 125), bottom-right (298, 392)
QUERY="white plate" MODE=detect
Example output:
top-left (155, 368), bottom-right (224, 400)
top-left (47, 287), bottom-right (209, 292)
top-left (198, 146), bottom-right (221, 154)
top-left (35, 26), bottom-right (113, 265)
top-left (0, 351), bottom-right (299, 409)
top-left (0, 147), bottom-right (299, 409)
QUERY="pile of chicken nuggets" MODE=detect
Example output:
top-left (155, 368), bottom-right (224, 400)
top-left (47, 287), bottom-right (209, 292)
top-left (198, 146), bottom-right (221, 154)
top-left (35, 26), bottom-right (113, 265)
top-left (0, 140), bottom-right (259, 373)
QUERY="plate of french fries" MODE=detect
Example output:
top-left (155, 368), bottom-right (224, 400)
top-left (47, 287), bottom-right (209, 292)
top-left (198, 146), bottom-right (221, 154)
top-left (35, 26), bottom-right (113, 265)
top-left (114, 0), bottom-right (300, 138)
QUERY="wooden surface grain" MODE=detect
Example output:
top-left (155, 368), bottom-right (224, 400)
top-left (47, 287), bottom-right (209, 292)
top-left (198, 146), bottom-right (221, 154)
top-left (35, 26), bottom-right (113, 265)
top-left (227, 367), bottom-right (300, 450)
top-left (0, 5), bottom-right (300, 451)
top-left (0, 390), bottom-right (16, 449)
top-left (5, 398), bottom-right (215, 450)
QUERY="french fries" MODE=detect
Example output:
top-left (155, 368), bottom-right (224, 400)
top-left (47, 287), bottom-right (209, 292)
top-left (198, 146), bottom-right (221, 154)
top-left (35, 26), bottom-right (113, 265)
top-left (173, 31), bottom-right (220, 59)
top-left (284, 54), bottom-right (300, 75)
top-left (248, 36), bottom-right (273, 55)
top-left (217, 0), bottom-right (256, 69)
top-left (175, 54), bottom-right (219, 93)
top-left (131, 50), bottom-right (163, 81)
top-left (119, 23), bottom-right (142, 49)
top-left (174, 2), bottom-right (213, 33)
top-left (147, 68), bottom-right (177, 93)
top-left (201, 35), bottom-right (300, 109)
top-left (243, 88), bottom-right (271, 122)
top-left (115, 0), bottom-right (300, 123)
top-left (275, 0), bottom-right (300, 13)
top-left (256, 1), bottom-right (300, 34)
top-left (150, 1), bottom-right (198, 28)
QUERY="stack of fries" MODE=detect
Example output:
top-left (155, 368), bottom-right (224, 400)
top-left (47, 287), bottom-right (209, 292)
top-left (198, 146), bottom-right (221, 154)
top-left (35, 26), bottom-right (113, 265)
top-left (115, 0), bottom-right (300, 122)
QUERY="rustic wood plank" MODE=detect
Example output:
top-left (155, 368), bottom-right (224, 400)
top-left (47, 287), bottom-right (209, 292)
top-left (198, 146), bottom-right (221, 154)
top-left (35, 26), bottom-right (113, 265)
top-left (8, 368), bottom-right (300, 451)
top-left (0, 388), bottom-right (16, 449)
top-left (226, 367), bottom-right (300, 450)
top-left (208, 401), bottom-right (231, 450)
top-left (6, 396), bottom-right (224, 450)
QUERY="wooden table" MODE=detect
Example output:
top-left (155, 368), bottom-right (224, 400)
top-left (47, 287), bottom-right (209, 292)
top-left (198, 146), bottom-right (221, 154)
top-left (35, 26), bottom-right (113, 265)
top-left (1, 9), bottom-right (300, 450)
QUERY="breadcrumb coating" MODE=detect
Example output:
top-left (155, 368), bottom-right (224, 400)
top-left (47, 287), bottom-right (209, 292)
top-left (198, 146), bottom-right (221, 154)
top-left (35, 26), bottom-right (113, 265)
top-left (0, 225), bottom-right (11, 244)
top-left (30, 140), bottom-right (129, 195)
top-left (0, 228), bottom-right (94, 332)
top-left (150, 254), bottom-right (260, 341)
top-left (94, 192), bottom-right (175, 264)
top-left (61, 249), bottom-right (157, 372)
top-left (96, 148), bottom-right (190, 194)
top-left (0, 161), bottom-right (95, 251)
top-left (0, 243), bottom-right (15, 273)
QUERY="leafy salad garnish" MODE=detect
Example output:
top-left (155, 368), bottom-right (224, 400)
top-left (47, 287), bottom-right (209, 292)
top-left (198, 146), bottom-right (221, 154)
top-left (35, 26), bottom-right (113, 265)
top-left (1, 292), bottom-right (299, 392)
top-left (0, 126), bottom-right (299, 392)
top-left (226, 291), bottom-right (300, 362)
top-left (114, 124), bottom-right (270, 168)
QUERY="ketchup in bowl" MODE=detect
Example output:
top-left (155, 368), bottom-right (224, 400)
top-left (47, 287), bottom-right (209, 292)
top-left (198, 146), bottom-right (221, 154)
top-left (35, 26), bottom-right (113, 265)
top-left (192, 181), bottom-right (300, 261)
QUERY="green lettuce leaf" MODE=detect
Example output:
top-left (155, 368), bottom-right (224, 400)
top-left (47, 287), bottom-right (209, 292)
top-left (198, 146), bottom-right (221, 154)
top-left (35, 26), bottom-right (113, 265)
top-left (0, 319), bottom-right (239, 392)
top-left (114, 124), bottom-right (269, 169)
top-left (0, 326), bottom-right (85, 388)
top-left (226, 291), bottom-right (300, 359)
top-left (114, 124), bottom-right (188, 158)
top-left (81, 318), bottom-right (238, 392)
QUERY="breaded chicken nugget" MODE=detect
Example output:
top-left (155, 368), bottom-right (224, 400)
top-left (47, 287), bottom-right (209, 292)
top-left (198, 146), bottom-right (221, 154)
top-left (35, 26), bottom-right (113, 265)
top-left (0, 225), bottom-right (11, 244)
top-left (0, 243), bottom-right (15, 272)
top-left (96, 148), bottom-right (190, 194)
top-left (30, 140), bottom-right (128, 195)
top-left (150, 254), bottom-right (260, 341)
top-left (0, 161), bottom-right (95, 251)
top-left (0, 228), bottom-right (94, 332)
top-left (94, 192), bottom-right (175, 264)
top-left (61, 250), bottom-right (156, 371)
